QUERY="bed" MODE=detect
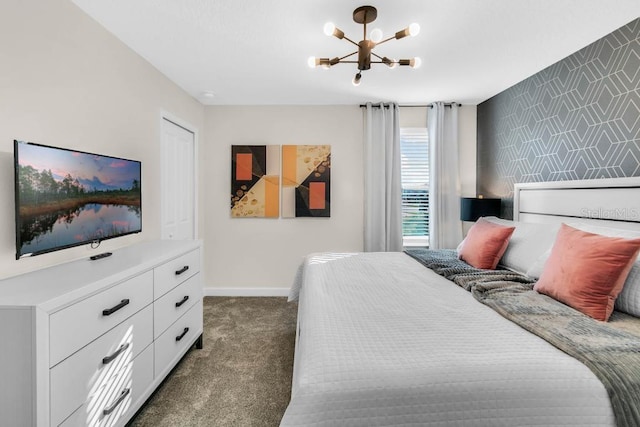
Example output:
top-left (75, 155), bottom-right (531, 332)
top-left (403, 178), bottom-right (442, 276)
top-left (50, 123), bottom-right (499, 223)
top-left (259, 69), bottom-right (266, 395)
top-left (281, 177), bottom-right (640, 427)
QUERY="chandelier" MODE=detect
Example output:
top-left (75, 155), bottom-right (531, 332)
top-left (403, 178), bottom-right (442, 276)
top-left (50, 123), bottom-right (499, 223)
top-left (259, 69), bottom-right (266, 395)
top-left (308, 5), bottom-right (421, 86)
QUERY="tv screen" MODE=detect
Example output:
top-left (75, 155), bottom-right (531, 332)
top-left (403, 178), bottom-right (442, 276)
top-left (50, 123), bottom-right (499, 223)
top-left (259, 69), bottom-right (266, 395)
top-left (14, 140), bottom-right (142, 259)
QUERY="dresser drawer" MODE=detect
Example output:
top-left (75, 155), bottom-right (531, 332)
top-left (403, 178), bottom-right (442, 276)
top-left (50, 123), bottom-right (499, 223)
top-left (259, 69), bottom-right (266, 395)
top-left (154, 273), bottom-right (202, 339)
top-left (59, 343), bottom-right (154, 427)
top-left (50, 270), bottom-right (154, 367)
top-left (154, 300), bottom-right (203, 378)
top-left (153, 248), bottom-right (200, 298)
top-left (50, 304), bottom-right (153, 426)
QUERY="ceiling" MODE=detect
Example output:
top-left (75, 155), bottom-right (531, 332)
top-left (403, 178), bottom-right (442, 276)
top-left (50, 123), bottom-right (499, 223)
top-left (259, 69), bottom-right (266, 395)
top-left (71, 0), bottom-right (640, 106)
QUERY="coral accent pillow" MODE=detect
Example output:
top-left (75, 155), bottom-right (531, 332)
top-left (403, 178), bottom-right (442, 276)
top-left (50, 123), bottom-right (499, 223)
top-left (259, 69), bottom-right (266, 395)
top-left (458, 218), bottom-right (515, 269)
top-left (534, 224), bottom-right (640, 321)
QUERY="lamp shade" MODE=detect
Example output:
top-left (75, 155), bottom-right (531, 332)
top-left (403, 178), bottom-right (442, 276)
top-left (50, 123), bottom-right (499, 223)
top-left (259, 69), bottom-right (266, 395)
top-left (460, 197), bottom-right (501, 221)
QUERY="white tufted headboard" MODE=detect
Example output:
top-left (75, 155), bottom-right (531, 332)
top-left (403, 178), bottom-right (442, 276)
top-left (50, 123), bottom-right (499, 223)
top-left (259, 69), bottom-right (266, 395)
top-left (513, 177), bottom-right (640, 232)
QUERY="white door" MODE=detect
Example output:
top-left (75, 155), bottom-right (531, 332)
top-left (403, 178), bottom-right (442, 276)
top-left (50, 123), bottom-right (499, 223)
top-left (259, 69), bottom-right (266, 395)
top-left (161, 117), bottom-right (196, 240)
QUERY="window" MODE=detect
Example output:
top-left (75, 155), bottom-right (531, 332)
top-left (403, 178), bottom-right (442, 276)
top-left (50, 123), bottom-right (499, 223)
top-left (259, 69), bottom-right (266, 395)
top-left (400, 128), bottom-right (429, 247)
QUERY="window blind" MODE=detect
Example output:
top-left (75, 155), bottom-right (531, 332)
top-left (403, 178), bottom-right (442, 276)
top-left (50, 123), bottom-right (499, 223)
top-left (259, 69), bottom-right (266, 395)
top-left (400, 128), bottom-right (429, 242)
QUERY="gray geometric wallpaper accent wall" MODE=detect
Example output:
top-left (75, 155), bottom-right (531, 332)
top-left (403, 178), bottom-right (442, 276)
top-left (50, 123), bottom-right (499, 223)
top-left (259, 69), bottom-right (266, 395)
top-left (477, 18), bottom-right (640, 218)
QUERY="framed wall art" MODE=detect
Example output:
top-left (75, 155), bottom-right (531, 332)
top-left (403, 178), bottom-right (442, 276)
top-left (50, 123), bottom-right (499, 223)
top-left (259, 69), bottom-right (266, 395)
top-left (230, 145), bottom-right (280, 218)
top-left (281, 145), bottom-right (331, 218)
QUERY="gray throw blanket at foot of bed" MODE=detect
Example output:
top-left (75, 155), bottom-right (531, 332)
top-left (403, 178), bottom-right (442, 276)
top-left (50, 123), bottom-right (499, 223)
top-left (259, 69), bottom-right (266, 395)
top-left (406, 249), bottom-right (640, 427)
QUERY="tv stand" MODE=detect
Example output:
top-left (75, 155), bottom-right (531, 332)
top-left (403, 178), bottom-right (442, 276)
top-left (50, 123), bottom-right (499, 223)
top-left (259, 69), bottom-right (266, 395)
top-left (0, 240), bottom-right (203, 426)
top-left (90, 251), bottom-right (113, 260)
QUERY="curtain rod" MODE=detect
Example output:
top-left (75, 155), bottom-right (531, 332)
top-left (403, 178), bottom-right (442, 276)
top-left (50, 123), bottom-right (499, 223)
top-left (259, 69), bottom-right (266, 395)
top-left (359, 102), bottom-right (460, 108)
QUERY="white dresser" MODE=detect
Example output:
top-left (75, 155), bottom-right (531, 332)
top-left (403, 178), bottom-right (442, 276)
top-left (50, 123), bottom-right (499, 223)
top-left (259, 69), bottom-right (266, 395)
top-left (0, 240), bottom-right (204, 427)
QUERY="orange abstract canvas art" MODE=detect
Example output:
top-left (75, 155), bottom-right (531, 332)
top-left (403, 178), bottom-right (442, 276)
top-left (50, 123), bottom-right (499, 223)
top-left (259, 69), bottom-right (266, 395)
top-left (230, 145), bottom-right (280, 218)
top-left (281, 145), bottom-right (331, 218)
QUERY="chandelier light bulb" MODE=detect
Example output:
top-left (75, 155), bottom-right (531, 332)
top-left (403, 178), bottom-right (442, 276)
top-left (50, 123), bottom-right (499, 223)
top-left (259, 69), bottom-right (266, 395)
top-left (352, 72), bottom-right (362, 86)
top-left (410, 57), bottom-right (422, 69)
top-left (324, 22), bottom-right (336, 36)
top-left (370, 28), bottom-right (383, 43)
top-left (382, 57), bottom-right (397, 69)
top-left (308, 56), bottom-right (318, 68)
top-left (409, 23), bottom-right (420, 37)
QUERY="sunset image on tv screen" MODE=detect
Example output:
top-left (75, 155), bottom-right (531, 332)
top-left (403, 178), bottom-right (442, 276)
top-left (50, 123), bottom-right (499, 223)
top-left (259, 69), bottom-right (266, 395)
top-left (15, 141), bottom-right (141, 258)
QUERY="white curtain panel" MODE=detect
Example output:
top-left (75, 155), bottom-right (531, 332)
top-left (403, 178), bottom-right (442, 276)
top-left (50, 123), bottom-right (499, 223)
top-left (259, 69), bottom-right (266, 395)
top-left (363, 102), bottom-right (403, 252)
top-left (428, 102), bottom-right (462, 249)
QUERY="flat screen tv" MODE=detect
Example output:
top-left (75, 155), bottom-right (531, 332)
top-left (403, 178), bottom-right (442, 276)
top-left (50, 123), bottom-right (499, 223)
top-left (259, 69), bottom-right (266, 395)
top-left (14, 140), bottom-right (142, 259)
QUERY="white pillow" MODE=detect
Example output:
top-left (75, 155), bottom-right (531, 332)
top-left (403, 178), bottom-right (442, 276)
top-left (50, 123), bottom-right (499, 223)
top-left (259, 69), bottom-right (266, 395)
top-left (526, 223), bottom-right (640, 278)
top-left (550, 223), bottom-right (640, 317)
top-left (621, 265), bottom-right (640, 317)
top-left (462, 217), bottom-right (560, 275)
top-left (525, 253), bottom-right (548, 279)
top-left (457, 216), bottom-right (560, 278)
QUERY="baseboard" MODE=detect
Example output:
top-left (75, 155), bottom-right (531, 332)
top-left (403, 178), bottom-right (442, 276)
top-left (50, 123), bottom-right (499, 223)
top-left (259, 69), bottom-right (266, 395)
top-left (204, 287), bottom-right (290, 297)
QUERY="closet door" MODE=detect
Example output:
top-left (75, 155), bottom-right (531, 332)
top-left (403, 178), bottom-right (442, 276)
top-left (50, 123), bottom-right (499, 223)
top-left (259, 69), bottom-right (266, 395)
top-left (161, 117), bottom-right (196, 240)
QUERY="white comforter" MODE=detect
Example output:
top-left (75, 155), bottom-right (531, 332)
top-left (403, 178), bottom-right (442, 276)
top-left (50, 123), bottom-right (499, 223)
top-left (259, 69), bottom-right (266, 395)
top-left (282, 252), bottom-right (614, 426)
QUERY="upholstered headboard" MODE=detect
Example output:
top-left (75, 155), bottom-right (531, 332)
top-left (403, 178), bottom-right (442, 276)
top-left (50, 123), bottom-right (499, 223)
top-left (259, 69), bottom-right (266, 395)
top-left (513, 177), bottom-right (640, 231)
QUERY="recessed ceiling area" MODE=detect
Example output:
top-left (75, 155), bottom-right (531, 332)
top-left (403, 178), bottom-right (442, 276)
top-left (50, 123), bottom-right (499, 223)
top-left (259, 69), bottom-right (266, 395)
top-left (71, 0), bottom-right (640, 106)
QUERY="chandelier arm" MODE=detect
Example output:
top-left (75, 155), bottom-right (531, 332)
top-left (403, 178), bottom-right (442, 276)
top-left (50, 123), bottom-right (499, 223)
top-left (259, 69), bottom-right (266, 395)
top-left (374, 36), bottom-right (396, 46)
top-left (339, 51), bottom-right (358, 61)
top-left (338, 61), bottom-right (358, 64)
top-left (342, 36), bottom-right (360, 47)
top-left (371, 52), bottom-right (385, 61)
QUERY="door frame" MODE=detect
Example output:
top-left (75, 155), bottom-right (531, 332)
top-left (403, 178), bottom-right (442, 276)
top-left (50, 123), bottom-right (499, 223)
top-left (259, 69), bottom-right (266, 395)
top-left (160, 110), bottom-right (199, 239)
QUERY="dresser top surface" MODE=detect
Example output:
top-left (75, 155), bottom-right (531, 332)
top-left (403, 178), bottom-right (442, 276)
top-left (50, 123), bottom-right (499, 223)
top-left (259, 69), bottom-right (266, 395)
top-left (0, 239), bottom-right (200, 311)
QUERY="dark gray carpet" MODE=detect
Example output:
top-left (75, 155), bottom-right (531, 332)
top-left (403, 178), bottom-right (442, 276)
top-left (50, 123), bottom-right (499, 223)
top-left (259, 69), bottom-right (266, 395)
top-left (129, 297), bottom-right (298, 427)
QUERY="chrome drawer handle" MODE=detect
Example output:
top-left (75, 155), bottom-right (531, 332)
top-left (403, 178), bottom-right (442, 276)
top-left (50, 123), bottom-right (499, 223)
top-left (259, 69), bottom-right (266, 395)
top-left (102, 299), bottom-right (130, 316)
top-left (175, 295), bottom-right (189, 308)
top-left (102, 342), bottom-right (130, 365)
top-left (176, 327), bottom-right (189, 342)
top-left (175, 266), bottom-right (189, 275)
top-left (103, 388), bottom-right (130, 416)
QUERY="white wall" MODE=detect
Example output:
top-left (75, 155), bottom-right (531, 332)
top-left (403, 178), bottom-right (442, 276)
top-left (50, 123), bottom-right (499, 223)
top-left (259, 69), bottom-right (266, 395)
top-left (459, 105), bottom-right (478, 198)
top-left (459, 105), bottom-right (478, 235)
top-left (203, 106), bottom-right (364, 293)
top-left (203, 105), bottom-right (477, 292)
top-left (0, 0), bottom-right (204, 279)
top-left (399, 106), bottom-right (428, 128)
